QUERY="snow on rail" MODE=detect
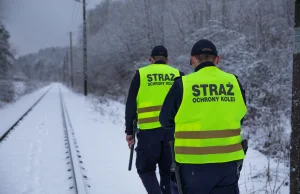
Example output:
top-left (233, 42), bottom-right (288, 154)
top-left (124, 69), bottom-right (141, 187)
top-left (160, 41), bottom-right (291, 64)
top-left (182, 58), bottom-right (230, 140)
top-left (60, 87), bottom-right (90, 194)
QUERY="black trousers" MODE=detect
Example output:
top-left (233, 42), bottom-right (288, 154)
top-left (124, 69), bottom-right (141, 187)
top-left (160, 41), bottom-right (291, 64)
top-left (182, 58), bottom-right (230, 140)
top-left (177, 162), bottom-right (240, 194)
top-left (135, 128), bottom-right (173, 194)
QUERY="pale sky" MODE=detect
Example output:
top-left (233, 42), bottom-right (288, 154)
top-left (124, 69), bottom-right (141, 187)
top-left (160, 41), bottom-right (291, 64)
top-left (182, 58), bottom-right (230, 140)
top-left (2, 0), bottom-right (102, 56)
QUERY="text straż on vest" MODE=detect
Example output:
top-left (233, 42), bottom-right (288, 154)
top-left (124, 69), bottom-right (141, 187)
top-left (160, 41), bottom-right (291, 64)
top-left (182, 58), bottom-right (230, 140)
top-left (192, 83), bottom-right (235, 103)
top-left (147, 73), bottom-right (176, 86)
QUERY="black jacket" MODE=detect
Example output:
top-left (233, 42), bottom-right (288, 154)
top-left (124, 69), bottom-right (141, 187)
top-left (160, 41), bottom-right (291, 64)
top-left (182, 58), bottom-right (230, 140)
top-left (159, 61), bottom-right (246, 130)
top-left (125, 60), bottom-right (185, 135)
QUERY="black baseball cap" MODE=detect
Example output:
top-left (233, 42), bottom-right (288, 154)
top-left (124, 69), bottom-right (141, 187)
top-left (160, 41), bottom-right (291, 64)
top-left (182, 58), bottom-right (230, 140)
top-left (191, 39), bottom-right (218, 56)
top-left (151, 46), bottom-right (168, 58)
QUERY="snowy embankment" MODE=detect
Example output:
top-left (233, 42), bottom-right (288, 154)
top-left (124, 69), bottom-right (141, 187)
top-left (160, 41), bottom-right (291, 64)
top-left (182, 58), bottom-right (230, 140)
top-left (62, 86), bottom-right (290, 194)
top-left (61, 86), bottom-right (144, 194)
top-left (239, 149), bottom-right (289, 194)
top-left (0, 84), bottom-right (52, 138)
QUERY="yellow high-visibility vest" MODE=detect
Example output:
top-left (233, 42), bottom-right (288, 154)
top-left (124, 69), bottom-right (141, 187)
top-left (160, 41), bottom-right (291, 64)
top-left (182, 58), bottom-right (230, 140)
top-left (174, 66), bottom-right (247, 164)
top-left (137, 64), bottom-right (180, 130)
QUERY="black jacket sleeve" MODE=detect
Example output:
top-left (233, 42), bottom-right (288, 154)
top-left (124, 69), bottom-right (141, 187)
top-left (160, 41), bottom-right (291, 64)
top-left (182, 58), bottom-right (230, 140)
top-left (159, 78), bottom-right (183, 130)
top-left (125, 71), bottom-right (140, 135)
top-left (234, 75), bottom-right (246, 105)
top-left (234, 75), bottom-right (247, 125)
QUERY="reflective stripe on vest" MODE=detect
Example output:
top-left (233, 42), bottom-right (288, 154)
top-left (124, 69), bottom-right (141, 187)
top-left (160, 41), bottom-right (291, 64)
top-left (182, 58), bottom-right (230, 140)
top-left (137, 64), bottom-right (180, 130)
top-left (174, 66), bottom-right (247, 164)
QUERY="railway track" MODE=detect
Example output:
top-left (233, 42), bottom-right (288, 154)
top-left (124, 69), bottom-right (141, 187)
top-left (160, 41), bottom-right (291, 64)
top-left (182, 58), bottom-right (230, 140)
top-left (0, 85), bottom-right (90, 194)
top-left (59, 87), bottom-right (90, 194)
top-left (0, 86), bottom-right (52, 142)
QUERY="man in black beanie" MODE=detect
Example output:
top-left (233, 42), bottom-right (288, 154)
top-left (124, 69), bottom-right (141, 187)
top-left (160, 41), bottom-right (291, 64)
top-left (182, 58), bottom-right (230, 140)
top-left (160, 39), bottom-right (247, 194)
top-left (125, 46), bottom-right (184, 194)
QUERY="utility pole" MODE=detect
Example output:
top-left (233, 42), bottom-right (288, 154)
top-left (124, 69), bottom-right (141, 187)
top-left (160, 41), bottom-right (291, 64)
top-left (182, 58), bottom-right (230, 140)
top-left (66, 50), bottom-right (69, 86)
top-left (70, 31), bottom-right (74, 88)
top-left (290, 0), bottom-right (300, 193)
top-left (83, 0), bottom-right (88, 96)
top-left (63, 55), bottom-right (67, 84)
top-left (73, 0), bottom-right (88, 95)
top-left (61, 60), bottom-right (64, 83)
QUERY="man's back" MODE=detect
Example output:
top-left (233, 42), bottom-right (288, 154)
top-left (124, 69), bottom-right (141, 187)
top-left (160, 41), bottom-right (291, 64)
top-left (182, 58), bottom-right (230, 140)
top-left (159, 39), bottom-right (247, 194)
top-left (125, 45), bottom-right (184, 194)
top-left (137, 64), bottom-right (180, 130)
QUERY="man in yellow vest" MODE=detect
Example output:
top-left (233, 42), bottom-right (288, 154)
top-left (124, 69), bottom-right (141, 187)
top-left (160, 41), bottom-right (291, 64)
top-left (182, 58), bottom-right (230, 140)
top-left (160, 39), bottom-right (247, 194)
top-left (125, 46), bottom-right (185, 194)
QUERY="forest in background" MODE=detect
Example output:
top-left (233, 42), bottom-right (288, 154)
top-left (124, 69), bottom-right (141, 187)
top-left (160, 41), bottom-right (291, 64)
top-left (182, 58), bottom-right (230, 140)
top-left (0, 0), bottom-right (49, 106)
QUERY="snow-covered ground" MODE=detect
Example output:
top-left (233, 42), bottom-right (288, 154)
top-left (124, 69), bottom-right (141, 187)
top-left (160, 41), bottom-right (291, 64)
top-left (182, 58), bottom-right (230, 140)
top-left (0, 84), bottom-right (51, 138)
top-left (0, 83), bottom-right (290, 194)
top-left (239, 149), bottom-right (289, 194)
top-left (61, 86), bottom-right (144, 194)
top-left (0, 84), bottom-right (73, 194)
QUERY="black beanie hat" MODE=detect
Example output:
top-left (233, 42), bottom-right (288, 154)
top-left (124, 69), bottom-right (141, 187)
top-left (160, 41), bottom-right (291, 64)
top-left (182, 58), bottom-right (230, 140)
top-left (151, 46), bottom-right (168, 58)
top-left (191, 39), bottom-right (218, 56)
